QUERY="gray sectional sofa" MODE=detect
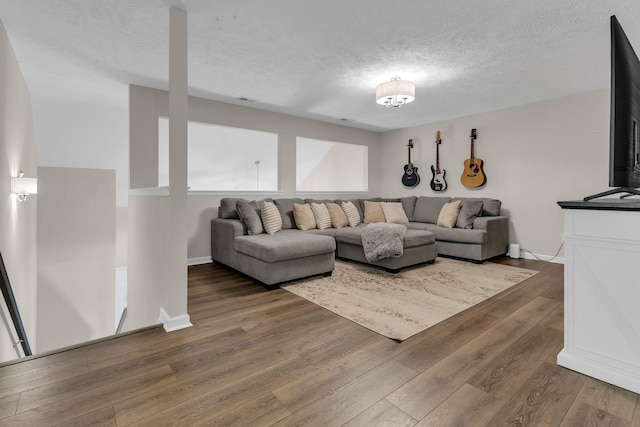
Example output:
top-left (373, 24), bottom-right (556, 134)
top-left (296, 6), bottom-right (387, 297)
top-left (211, 196), bottom-right (509, 288)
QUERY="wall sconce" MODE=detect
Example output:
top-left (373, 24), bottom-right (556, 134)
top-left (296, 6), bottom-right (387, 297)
top-left (11, 171), bottom-right (37, 202)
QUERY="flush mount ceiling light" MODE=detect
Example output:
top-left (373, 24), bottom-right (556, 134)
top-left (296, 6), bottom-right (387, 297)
top-left (376, 77), bottom-right (415, 108)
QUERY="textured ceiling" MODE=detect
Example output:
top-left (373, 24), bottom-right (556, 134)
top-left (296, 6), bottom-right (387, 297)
top-left (1, 0), bottom-right (639, 132)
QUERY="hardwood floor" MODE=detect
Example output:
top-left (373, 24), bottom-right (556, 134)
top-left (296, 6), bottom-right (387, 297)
top-left (1, 257), bottom-right (639, 426)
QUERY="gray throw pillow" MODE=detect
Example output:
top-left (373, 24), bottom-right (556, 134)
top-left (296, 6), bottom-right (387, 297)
top-left (455, 200), bottom-right (484, 229)
top-left (480, 199), bottom-right (501, 216)
top-left (236, 200), bottom-right (264, 235)
top-left (219, 197), bottom-right (243, 219)
top-left (400, 196), bottom-right (417, 221)
top-left (454, 197), bottom-right (501, 217)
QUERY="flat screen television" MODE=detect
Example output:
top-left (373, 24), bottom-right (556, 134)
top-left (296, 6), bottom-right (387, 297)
top-left (585, 15), bottom-right (640, 201)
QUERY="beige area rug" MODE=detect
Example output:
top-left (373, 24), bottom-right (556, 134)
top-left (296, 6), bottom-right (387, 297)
top-left (282, 258), bottom-right (538, 341)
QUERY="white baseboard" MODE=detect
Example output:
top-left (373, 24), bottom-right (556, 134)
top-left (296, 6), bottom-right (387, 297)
top-left (518, 250), bottom-right (564, 264)
top-left (188, 256), bottom-right (212, 266)
top-left (115, 267), bottom-right (128, 331)
top-left (158, 307), bottom-right (193, 332)
top-left (119, 257), bottom-right (211, 269)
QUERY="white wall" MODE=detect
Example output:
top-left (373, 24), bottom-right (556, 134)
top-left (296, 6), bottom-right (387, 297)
top-left (32, 94), bottom-right (129, 272)
top-left (125, 194), bottom-right (169, 331)
top-left (32, 94), bottom-right (129, 207)
top-left (36, 166), bottom-right (116, 353)
top-left (0, 19), bottom-right (38, 362)
top-left (379, 89), bottom-right (610, 258)
top-left (129, 85), bottom-right (382, 262)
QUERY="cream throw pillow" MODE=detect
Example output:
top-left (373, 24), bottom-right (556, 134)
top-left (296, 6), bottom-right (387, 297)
top-left (261, 201), bottom-right (282, 235)
top-left (326, 202), bottom-right (348, 228)
top-left (364, 200), bottom-right (386, 223)
top-left (293, 203), bottom-right (316, 231)
top-left (380, 202), bottom-right (409, 224)
top-left (437, 200), bottom-right (462, 228)
top-left (311, 203), bottom-right (332, 230)
top-left (341, 201), bottom-right (361, 227)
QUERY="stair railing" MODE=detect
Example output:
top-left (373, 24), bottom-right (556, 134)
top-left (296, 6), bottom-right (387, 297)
top-left (0, 251), bottom-right (32, 357)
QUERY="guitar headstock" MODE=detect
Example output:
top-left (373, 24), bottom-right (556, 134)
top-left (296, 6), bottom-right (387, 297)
top-left (407, 139), bottom-right (413, 147)
top-left (435, 131), bottom-right (441, 144)
top-left (470, 128), bottom-right (477, 140)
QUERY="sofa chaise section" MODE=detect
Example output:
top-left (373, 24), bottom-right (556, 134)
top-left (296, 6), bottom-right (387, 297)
top-left (211, 219), bottom-right (335, 287)
top-left (404, 196), bottom-right (509, 262)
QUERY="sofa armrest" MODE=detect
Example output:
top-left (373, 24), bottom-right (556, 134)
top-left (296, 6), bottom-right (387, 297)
top-left (211, 218), bottom-right (246, 267)
top-left (473, 215), bottom-right (509, 258)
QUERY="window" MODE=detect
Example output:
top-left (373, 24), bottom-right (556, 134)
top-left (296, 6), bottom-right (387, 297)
top-left (159, 118), bottom-right (278, 191)
top-left (296, 137), bottom-right (368, 192)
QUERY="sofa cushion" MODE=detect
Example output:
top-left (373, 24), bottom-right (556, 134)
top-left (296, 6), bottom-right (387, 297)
top-left (333, 226), bottom-right (366, 245)
top-left (305, 198), bottom-right (334, 205)
top-left (274, 198), bottom-right (305, 229)
top-left (481, 199), bottom-right (501, 216)
top-left (456, 199), bottom-right (484, 229)
top-left (219, 197), bottom-right (243, 219)
top-left (400, 196), bottom-right (417, 221)
top-left (437, 200), bottom-right (462, 228)
top-left (335, 227), bottom-right (434, 248)
top-left (293, 203), bottom-right (316, 231)
top-left (236, 200), bottom-right (264, 235)
top-left (304, 228), bottom-right (338, 237)
top-left (341, 201), bottom-right (361, 227)
top-left (234, 230), bottom-right (335, 263)
top-left (380, 202), bottom-right (409, 224)
top-left (454, 197), bottom-right (502, 217)
top-left (403, 229), bottom-right (436, 248)
top-left (326, 202), bottom-right (349, 228)
top-left (406, 222), bottom-right (430, 231)
top-left (422, 223), bottom-right (487, 244)
top-left (413, 196), bottom-right (452, 223)
top-left (261, 201), bottom-right (282, 235)
top-left (335, 199), bottom-right (365, 222)
top-left (364, 200), bottom-right (386, 223)
top-left (311, 202), bottom-right (332, 230)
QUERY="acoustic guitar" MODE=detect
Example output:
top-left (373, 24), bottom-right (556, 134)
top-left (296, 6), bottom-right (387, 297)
top-left (460, 128), bottom-right (486, 187)
top-left (401, 139), bottom-right (420, 187)
top-left (430, 130), bottom-right (447, 192)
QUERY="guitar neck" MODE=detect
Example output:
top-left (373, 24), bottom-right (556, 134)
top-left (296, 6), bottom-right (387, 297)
top-left (470, 139), bottom-right (475, 162)
top-left (470, 129), bottom-right (477, 161)
top-left (435, 143), bottom-right (440, 173)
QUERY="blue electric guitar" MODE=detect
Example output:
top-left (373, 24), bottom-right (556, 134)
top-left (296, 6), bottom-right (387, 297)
top-left (401, 139), bottom-right (420, 187)
top-left (430, 130), bottom-right (447, 192)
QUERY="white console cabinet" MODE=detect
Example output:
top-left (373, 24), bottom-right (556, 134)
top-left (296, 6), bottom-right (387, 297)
top-left (558, 203), bottom-right (640, 394)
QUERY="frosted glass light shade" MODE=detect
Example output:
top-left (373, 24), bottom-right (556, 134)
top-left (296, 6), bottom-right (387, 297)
top-left (11, 176), bottom-right (37, 202)
top-left (376, 77), bottom-right (415, 108)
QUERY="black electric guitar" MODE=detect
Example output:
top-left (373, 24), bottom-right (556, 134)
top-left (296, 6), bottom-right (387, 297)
top-left (401, 139), bottom-right (420, 187)
top-left (430, 130), bottom-right (447, 192)
top-left (460, 128), bottom-right (487, 187)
